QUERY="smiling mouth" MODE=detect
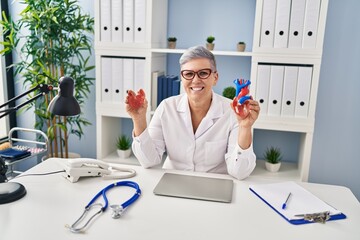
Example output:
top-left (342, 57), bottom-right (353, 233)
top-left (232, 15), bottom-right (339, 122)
top-left (190, 87), bottom-right (204, 91)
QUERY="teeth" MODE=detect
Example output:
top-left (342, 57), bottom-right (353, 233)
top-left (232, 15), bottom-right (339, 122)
top-left (191, 87), bottom-right (203, 91)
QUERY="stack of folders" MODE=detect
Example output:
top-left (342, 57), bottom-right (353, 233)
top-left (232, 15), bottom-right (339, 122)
top-left (260, 0), bottom-right (321, 49)
top-left (151, 71), bottom-right (180, 111)
top-left (249, 181), bottom-right (346, 225)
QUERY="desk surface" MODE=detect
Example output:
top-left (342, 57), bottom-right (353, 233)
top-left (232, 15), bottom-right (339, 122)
top-left (1, 158), bottom-right (359, 240)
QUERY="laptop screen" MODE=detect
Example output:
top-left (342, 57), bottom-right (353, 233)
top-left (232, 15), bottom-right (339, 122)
top-left (153, 173), bottom-right (234, 203)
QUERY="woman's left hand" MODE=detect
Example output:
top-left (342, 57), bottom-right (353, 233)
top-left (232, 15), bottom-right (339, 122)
top-left (231, 99), bottom-right (260, 128)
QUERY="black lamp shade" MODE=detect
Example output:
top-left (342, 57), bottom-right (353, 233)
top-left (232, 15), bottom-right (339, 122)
top-left (48, 76), bottom-right (81, 116)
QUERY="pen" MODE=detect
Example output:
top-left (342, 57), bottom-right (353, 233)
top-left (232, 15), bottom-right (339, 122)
top-left (282, 192), bottom-right (292, 209)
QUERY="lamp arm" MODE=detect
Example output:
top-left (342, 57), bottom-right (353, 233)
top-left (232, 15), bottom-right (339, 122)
top-left (0, 84), bottom-right (53, 119)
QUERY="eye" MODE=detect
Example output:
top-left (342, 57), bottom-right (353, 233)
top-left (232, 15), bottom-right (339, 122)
top-left (198, 70), bottom-right (210, 78)
top-left (183, 71), bottom-right (195, 79)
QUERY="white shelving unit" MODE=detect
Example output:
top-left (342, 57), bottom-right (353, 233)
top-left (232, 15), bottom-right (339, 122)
top-left (94, 0), bottom-right (329, 181)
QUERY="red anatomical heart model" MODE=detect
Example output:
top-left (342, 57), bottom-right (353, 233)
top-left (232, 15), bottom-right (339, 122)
top-left (232, 79), bottom-right (251, 119)
top-left (127, 89), bottom-right (145, 110)
top-left (232, 98), bottom-right (250, 119)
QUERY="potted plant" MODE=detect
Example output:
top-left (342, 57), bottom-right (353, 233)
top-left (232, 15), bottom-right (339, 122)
top-left (237, 41), bottom-right (246, 52)
top-left (167, 37), bottom-right (177, 49)
top-left (0, 0), bottom-right (94, 158)
top-left (222, 86), bottom-right (236, 99)
top-left (116, 135), bottom-right (132, 158)
top-left (206, 36), bottom-right (215, 50)
top-left (264, 147), bottom-right (282, 172)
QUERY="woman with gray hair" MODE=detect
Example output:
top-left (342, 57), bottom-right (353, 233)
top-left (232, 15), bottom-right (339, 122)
top-left (126, 46), bottom-right (260, 180)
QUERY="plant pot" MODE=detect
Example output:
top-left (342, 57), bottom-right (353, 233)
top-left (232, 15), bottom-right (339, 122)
top-left (168, 41), bottom-right (176, 49)
top-left (206, 43), bottom-right (215, 50)
top-left (117, 149), bottom-right (132, 158)
top-left (237, 43), bottom-right (246, 52)
top-left (265, 161), bottom-right (281, 172)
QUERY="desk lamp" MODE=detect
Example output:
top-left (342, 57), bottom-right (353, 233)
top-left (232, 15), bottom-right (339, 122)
top-left (0, 76), bottom-right (80, 204)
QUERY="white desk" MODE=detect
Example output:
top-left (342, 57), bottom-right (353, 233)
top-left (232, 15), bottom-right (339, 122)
top-left (1, 158), bottom-right (359, 240)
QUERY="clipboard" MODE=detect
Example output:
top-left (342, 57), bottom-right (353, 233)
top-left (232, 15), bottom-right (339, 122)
top-left (249, 181), bottom-right (346, 225)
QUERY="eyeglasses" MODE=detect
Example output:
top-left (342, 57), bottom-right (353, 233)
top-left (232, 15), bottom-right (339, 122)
top-left (180, 68), bottom-right (215, 80)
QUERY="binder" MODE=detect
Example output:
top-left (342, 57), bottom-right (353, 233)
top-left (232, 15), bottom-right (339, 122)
top-left (171, 76), bottom-right (181, 97)
top-left (268, 65), bottom-right (284, 116)
top-left (288, 0), bottom-right (306, 48)
top-left (123, 0), bottom-right (134, 43)
top-left (111, 58), bottom-right (124, 103)
top-left (157, 75), bottom-right (167, 106)
top-left (281, 66), bottom-right (298, 117)
top-left (134, 59), bottom-right (146, 92)
top-left (249, 181), bottom-right (346, 225)
top-left (111, 0), bottom-right (123, 42)
top-left (165, 75), bottom-right (180, 97)
top-left (273, 0), bottom-right (291, 48)
top-left (100, 0), bottom-right (112, 42)
top-left (302, 0), bottom-right (321, 48)
top-left (151, 71), bottom-right (165, 111)
top-left (259, 0), bottom-right (277, 47)
top-left (123, 58), bottom-right (134, 94)
top-left (295, 66), bottom-right (312, 118)
top-left (255, 64), bottom-right (271, 115)
top-left (101, 57), bottom-right (112, 102)
top-left (134, 0), bottom-right (146, 43)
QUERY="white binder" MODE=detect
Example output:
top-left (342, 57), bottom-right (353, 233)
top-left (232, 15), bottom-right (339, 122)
top-left (101, 57), bottom-right (113, 102)
top-left (123, 0), bottom-right (134, 43)
top-left (256, 65), bottom-right (271, 115)
top-left (273, 0), bottom-right (291, 48)
top-left (123, 58), bottom-right (134, 93)
top-left (295, 66), bottom-right (312, 118)
top-left (288, 0), bottom-right (306, 48)
top-left (151, 71), bottom-right (165, 111)
top-left (134, 0), bottom-right (146, 43)
top-left (134, 59), bottom-right (146, 92)
top-left (111, 0), bottom-right (123, 42)
top-left (302, 0), bottom-right (321, 48)
top-left (268, 65), bottom-right (285, 116)
top-left (100, 0), bottom-right (112, 42)
top-left (111, 58), bottom-right (124, 103)
top-left (260, 0), bottom-right (277, 47)
top-left (281, 66), bottom-right (298, 117)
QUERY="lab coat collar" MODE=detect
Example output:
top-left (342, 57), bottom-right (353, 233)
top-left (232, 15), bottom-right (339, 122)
top-left (177, 92), bottom-right (225, 138)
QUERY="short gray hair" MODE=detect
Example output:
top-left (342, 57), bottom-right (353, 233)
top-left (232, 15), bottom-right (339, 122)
top-left (179, 46), bottom-right (217, 71)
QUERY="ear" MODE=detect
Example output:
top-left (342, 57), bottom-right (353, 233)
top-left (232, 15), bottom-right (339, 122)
top-left (213, 72), bottom-right (219, 86)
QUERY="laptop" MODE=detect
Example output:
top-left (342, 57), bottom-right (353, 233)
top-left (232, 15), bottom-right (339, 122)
top-left (153, 173), bottom-right (234, 203)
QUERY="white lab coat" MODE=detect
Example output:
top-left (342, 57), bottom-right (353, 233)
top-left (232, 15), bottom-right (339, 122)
top-left (132, 92), bottom-right (256, 180)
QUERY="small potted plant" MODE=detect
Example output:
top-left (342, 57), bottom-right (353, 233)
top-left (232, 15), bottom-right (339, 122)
top-left (206, 36), bottom-right (215, 50)
top-left (222, 86), bottom-right (236, 99)
top-left (167, 37), bottom-right (177, 49)
top-left (264, 147), bottom-right (282, 172)
top-left (237, 41), bottom-right (246, 52)
top-left (116, 135), bottom-right (132, 158)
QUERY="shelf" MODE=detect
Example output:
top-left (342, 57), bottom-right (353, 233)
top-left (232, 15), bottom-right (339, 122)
top-left (254, 116), bottom-right (314, 133)
top-left (151, 48), bottom-right (254, 57)
top-left (251, 159), bottom-right (300, 181)
top-left (94, 0), bottom-right (329, 183)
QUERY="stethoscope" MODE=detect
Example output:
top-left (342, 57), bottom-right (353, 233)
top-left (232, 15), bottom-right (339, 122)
top-left (66, 181), bottom-right (141, 233)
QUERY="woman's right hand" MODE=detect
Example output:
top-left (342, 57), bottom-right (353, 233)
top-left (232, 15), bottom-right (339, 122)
top-left (125, 89), bottom-right (148, 121)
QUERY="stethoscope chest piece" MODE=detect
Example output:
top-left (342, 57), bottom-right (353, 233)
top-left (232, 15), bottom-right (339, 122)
top-left (110, 204), bottom-right (124, 219)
